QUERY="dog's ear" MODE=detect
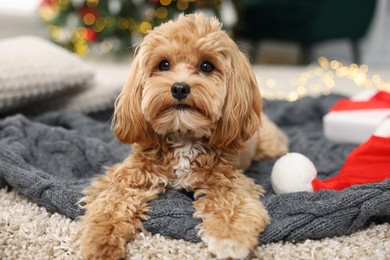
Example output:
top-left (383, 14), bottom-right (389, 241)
top-left (209, 51), bottom-right (261, 150)
top-left (113, 49), bottom-right (156, 145)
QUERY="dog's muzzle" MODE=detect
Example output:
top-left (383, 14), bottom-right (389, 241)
top-left (171, 82), bottom-right (190, 101)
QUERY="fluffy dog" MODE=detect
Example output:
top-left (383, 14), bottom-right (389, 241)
top-left (77, 14), bottom-right (288, 260)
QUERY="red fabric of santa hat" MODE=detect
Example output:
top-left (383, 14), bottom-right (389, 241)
top-left (312, 135), bottom-right (390, 191)
top-left (312, 118), bottom-right (390, 191)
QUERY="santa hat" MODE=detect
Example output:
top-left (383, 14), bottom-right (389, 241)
top-left (271, 118), bottom-right (390, 194)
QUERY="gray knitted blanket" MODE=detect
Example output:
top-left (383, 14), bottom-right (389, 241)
top-left (1, 95), bottom-right (389, 244)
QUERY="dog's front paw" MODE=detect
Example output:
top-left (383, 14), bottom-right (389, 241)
top-left (202, 234), bottom-right (251, 259)
top-left (79, 229), bottom-right (127, 260)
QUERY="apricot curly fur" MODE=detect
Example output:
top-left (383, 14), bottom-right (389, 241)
top-left (77, 14), bottom-right (288, 260)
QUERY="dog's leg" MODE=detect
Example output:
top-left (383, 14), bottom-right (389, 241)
top-left (76, 164), bottom-right (165, 260)
top-left (254, 113), bottom-right (289, 161)
top-left (193, 170), bottom-right (269, 259)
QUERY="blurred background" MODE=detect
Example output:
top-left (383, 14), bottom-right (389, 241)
top-left (1, 0), bottom-right (389, 102)
top-left (0, 0), bottom-right (388, 66)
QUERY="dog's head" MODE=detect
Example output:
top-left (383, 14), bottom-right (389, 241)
top-left (114, 14), bottom-right (261, 150)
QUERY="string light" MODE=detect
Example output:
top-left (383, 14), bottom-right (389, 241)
top-left (156, 7), bottom-right (168, 19)
top-left (105, 16), bottom-right (116, 28)
top-left (144, 8), bottom-right (157, 21)
top-left (57, 0), bottom-right (70, 10)
top-left (259, 57), bottom-right (390, 102)
top-left (139, 22), bottom-right (152, 34)
top-left (160, 0), bottom-right (172, 6)
top-left (93, 17), bottom-right (106, 32)
top-left (83, 13), bottom-right (96, 25)
top-left (100, 40), bottom-right (113, 54)
top-left (266, 79), bottom-right (276, 88)
top-left (118, 18), bottom-right (130, 30)
top-left (127, 18), bottom-right (137, 31)
top-left (86, 0), bottom-right (99, 7)
top-left (177, 0), bottom-right (189, 10)
top-left (39, 5), bottom-right (58, 22)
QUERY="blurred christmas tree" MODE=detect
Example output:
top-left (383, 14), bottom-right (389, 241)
top-left (39, 0), bottom-right (220, 56)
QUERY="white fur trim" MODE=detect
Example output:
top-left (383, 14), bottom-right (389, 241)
top-left (271, 153), bottom-right (317, 194)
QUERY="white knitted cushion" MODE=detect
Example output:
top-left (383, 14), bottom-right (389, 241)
top-left (0, 36), bottom-right (94, 113)
top-left (17, 60), bottom-right (129, 114)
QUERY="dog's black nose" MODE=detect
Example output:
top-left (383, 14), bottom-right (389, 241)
top-left (171, 82), bottom-right (190, 100)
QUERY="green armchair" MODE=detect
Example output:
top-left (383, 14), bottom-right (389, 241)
top-left (232, 0), bottom-right (377, 64)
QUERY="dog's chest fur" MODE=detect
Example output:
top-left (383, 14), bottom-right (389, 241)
top-left (167, 137), bottom-right (206, 189)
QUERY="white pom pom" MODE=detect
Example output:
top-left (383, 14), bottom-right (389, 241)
top-left (271, 153), bottom-right (317, 194)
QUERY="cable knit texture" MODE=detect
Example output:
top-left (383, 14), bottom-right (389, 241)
top-left (0, 95), bottom-right (389, 244)
top-left (0, 36), bottom-right (93, 113)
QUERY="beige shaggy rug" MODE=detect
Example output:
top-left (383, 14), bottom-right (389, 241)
top-left (1, 189), bottom-right (389, 259)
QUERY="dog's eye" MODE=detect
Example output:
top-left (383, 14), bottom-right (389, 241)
top-left (158, 60), bottom-right (170, 71)
top-left (200, 61), bottom-right (214, 73)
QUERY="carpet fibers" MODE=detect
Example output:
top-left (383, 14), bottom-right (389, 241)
top-left (1, 189), bottom-right (389, 260)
